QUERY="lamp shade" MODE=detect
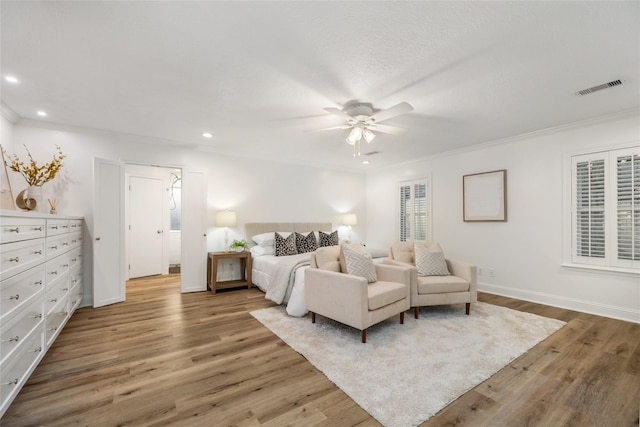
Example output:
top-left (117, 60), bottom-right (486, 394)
top-left (215, 210), bottom-right (237, 227)
top-left (342, 213), bottom-right (357, 226)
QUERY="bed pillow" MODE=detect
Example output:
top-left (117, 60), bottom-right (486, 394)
top-left (341, 243), bottom-right (377, 283)
top-left (318, 230), bottom-right (339, 247)
top-left (252, 232), bottom-right (290, 247)
top-left (415, 242), bottom-right (450, 276)
top-left (275, 232), bottom-right (297, 256)
top-left (250, 245), bottom-right (275, 257)
top-left (295, 231), bottom-right (318, 254)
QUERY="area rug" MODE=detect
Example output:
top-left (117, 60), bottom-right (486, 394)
top-left (251, 302), bottom-right (565, 427)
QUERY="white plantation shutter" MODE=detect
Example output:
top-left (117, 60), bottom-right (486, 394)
top-left (398, 179), bottom-right (430, 242)
top-left (571, 146), bottom-right (639, 270)
top-left (615, 150), bottom-right (639, 263)
top-left (575, 158), bottom-right (606, 259)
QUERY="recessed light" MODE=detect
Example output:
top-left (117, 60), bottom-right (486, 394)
top-left (362, 160), bottom-right (370, 165)
top-left (5, 76), bottom-right (18, 84)
top-left (37, 111), bottom-right (47, 117)
top-left (202, 132), bottom-right (214, 138)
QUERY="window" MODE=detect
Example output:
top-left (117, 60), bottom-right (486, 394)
top-left (570, 146), bottom-right (639, 270)
top-left (398, 178), bottom-right (431, 242)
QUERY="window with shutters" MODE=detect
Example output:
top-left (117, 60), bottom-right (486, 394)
top-left (569, 146), bottom-right (639, 271)
top-left (398, 178), bottom-right (431, 242)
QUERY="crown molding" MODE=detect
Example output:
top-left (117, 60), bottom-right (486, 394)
top-left (1, 102), bottom-right (19, 124)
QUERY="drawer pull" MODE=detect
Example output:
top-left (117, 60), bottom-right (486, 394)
top-left (9, 257), bottom-right (20, 263)
top-left (8, 227), bottom-right (19, 233)
top-left (63, 264), bottom-right (69, 267)
top-left (62, 242), bottom-right (69, 246)
top-left (48, 326), bottom-right (58, 332)
top-left (34, 226), bottom-right (43, 231)
top-left (34, 250), bottom-right (43, 255)
top-left (50, 298), bottom-right (58, 303)
top-left (51, 226), bottom-right (58, 230)
top-left (71, 258), bottom-right (77, 262)
top-left (72, 279), bottom-right (79, 284)
top-left (33, 280), bottom-right (43, 285)
top-left (2, 336), bottom-right (19, 343)
top-left (62, 288), bottom-right (69, 291)
top-left (71, 240), bottom-right (77, 243)
top-left (31, 346), bottom-right (42, 353)
top-left (32, 313), bottom-right (43, 319)
top-left (50, 245), bottom-right (58, 249)
top-left (62, 225), bottom-right (69, 229)
top-left (6, 379), bottom-right (19, 386)
top-left (50, 270), bottom-right (58, 275)
top-left (9, 294), bottom-right (20, 300)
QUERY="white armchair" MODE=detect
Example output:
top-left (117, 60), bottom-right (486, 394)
top-left (305, 245), bottom-right (411, 343)
top-left (386, 241), bottom-right (477, 319)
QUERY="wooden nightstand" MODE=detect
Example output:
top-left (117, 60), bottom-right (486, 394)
top-left (207, 251), bottom-right (252, 294)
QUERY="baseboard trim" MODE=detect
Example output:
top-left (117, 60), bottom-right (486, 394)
top-left (478, 282), bottom-right (640, 324)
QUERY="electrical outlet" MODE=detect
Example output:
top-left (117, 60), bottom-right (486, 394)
top-left (488, 268), bottom-right (495, 278)
top-left (478, 267), bottom-right (485, 276)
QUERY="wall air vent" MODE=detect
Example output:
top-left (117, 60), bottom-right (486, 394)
top-left (364, 150), bottom-right (380, 156)
top-left (577, 79), bottom-right (623, 96)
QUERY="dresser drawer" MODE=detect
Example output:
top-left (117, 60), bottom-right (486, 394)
top-left (69, 219), bottom-right (83, 233)
top-left (68, 247), bottom-right (82, 270)
top-left (0, 217), bottom-right (46, 244)
top-left (46, 234), bottom-right (71, 259)
top-left (0, 329), bottom-right (43, 411)
top-left (45, 253), bottom-right (70, 286)
top-left (45, 298), bottom-right (69, 347)
top-left (46, 219), bottom-right (70, 237)
top-left (0, 238), bottom-right (46, 279)
top-left (45, 272), bottom-right (70, 315)
top-left (69, 231), bottom-right (83, 250)
top-left (0, 265), bottom-right (45, 322)
top-left (70, 279), bottom-right (83, 311)
top-left (0, 295), bottom-right (44, 364)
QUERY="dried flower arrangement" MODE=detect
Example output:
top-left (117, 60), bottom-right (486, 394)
top-left (3, 145), bottom-right (65, 186)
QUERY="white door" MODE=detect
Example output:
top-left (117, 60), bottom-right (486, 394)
top-left (129, 176), bottom-right (163, 278)
top-left (93, 158), bottom-right (125, 307)
top-left (181, 171), bottom-right (207, 292)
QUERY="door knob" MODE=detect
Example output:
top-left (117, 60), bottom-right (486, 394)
top-left (95, 237), bottom-right (101, 241)
top-left (157, 230), bottom-right (163, 234)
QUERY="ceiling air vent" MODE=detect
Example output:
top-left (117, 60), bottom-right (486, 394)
top-left (577, 79), bottom-right (623, 96)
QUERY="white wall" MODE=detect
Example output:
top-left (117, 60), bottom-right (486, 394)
top-left (366, 111), bottom-right (639, 323)
top-left (5, 119), bottom-right (366, 301)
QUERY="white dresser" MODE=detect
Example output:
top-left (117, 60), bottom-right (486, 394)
top-left (0, 211), bottom-right (84, 417)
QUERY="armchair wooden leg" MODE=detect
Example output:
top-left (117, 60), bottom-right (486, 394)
top-left (465, 303), bottom-right (470, 315)
top-left (311, 312), bottom-right (316, 323)
top-left (361, 329), bottom-right (367, 343)
top-left (400, 311), bottom-right (405, 324)
top-left (414, 307), bottom-right (419, 319)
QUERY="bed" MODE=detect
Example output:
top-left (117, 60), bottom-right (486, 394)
top-left (245, 222), bottom-right (332, 317)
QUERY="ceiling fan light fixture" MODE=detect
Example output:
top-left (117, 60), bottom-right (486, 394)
top-left (346, 126), bottom-right (362, 145)
top-left (363, 128), bottom-right (376, 143)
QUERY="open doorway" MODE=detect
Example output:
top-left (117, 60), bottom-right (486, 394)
top-left (125, 164), bottom-right (181, 280)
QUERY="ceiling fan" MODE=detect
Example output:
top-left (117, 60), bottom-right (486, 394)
top-left (309, 102), bottom-right (414, 157)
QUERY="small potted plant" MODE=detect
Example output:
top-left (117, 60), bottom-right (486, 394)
top-left (230, 239), bottom-right (249, 252)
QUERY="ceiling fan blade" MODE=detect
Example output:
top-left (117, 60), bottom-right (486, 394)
top-left (369, 123), bottom-right (408, 135)
top-left (368, 102), bottom-right (414, 123)
top-left (323, 107), bottom-right (354, 118)
top-left (305, 124), bottom-right (352, 132)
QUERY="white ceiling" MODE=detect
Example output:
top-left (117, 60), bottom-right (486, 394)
top-left (1, 1), bottom-right (638, 170)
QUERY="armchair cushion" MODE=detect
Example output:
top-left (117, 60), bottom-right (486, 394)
top-left (341, 243), bottom-right (377, 283)
top-left (314, 245), bottom-right (342, 271)
top-left (415, 242), bottom-right (450, 276)
top-left (368, 281), bottom-right (407, 310)
top-left (417, 275), bottom-right (469, 294)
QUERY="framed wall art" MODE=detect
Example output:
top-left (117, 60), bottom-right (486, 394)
top-left (463, 169), bottom-right (507, 222)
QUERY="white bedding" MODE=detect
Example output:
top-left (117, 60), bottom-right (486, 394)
top-left (252, 253), bottom-right (311, 317)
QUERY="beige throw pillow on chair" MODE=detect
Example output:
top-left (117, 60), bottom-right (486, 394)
top-left (414, 242), bottom-right (450, 276)
top-left (341, 243), bottom-right (377, 283)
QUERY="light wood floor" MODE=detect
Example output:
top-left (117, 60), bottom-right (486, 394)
top-left (2, 274), bottom-right (638, 426)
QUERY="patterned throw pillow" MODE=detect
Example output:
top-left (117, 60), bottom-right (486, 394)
top-left (341, 243), bottom-right (377, 283)
top-left (414, 242), bottom-right (450, 276)
top-left (318, 230), bottom-right (339, 247)
top-left (295, 232), bottom-right (318, 254)
top-left (275, 232), bottom-right (297, 257)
